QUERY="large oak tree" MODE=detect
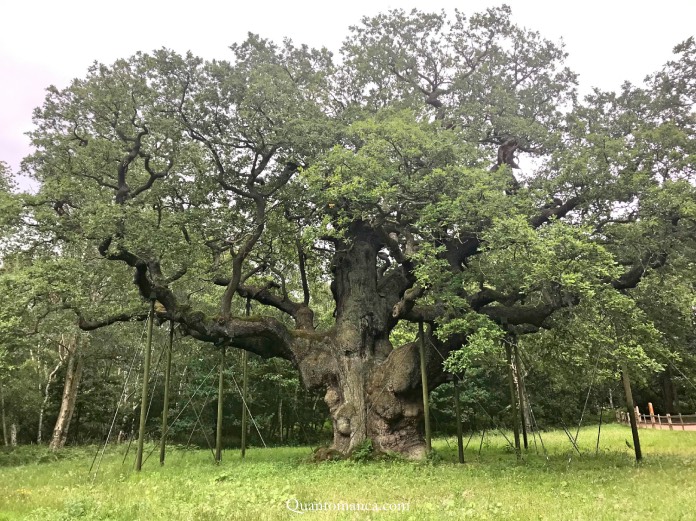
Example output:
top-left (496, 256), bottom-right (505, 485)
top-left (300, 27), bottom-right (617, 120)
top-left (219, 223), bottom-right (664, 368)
top-left (18, 8), bottom-right (695, 457)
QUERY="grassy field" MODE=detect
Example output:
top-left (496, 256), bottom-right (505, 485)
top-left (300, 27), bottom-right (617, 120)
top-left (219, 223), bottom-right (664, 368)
top-left (1, 424), bottom-right (695, 520)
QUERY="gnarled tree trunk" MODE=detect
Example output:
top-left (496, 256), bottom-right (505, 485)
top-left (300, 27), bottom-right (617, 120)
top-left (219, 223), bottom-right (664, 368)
top-left (290, 224), bottom-right (443, 458)
top-left (314, 343), bottom-right (433, 459)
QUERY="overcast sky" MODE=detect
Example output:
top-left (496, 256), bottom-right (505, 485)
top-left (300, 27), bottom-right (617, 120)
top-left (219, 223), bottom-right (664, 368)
top-left (2, 0), bottom-right (695, 175)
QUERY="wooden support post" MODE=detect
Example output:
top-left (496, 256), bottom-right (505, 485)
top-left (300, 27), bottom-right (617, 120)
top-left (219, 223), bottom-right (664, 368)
top-left (621, 362), bottom-right (642, 462)
top-left (215, 346), bottom-right (225, 463)
top-left (240, 349), bottom-right (248, 459)
top-left (453, 376), bottom-right (464, 463)
top-left (658, 414), bottom-right (662, 428)
top-left (648, 402), bottom-right (655, 429)
top-left (241, 298), bottom-right (251, 458)
top-left (596, 406), bottom-right (603, 455)
top-left (135, 299), bottom-right (155, 471)
top-left (418, 321), bottom-right (432, 455)
top-left (505, 340), bottom-right (521, 457)
top-left (478, 428), bottom-right (486, 456)
top-left (679, 413), bottom-right (685, 431)
top-left (159, 321), bottom-right (174, 465)
top-left (513, 340), bottom-right (528, 450)
top-left (667, 413), bottom-right (673, 431)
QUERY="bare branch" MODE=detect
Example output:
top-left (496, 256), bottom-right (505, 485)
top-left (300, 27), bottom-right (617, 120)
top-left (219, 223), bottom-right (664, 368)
top-left (78, 311), bottom-right (149, 331)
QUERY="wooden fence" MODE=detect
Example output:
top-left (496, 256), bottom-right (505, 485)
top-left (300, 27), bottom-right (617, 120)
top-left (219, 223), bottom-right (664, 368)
top-left (616, 406), bottom-right (696, 431)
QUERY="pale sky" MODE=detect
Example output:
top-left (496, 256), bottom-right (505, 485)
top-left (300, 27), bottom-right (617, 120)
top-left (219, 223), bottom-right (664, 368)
top-left (2, 0), bottom-right (695, 175)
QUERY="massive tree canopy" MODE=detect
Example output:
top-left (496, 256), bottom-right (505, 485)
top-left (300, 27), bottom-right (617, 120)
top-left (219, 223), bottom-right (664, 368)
top-left (14, 7), bottom-right (696, 457)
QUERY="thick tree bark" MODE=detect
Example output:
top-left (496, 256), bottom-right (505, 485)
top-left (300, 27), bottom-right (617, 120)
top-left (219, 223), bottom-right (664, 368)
top-left (48, 344), bottom-right (83, 450)
top-left (300, 336), bottom-right (437, 458)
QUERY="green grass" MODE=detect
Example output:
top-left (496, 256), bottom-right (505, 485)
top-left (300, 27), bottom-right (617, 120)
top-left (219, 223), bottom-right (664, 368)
top-left (1, 425), bottom-right (695, 520)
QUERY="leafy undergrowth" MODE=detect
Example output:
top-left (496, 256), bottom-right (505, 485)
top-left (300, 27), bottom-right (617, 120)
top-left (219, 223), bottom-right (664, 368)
top-left (1, 425), bottom-right (695, 520)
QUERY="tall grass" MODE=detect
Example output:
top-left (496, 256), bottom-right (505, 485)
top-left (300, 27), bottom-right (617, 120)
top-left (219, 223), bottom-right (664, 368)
top-left (1, 425), bottom-right (695, 520)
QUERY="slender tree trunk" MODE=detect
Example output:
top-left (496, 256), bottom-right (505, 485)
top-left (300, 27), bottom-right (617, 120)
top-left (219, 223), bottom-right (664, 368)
top-left (73, 402), bottom-right (82, 444)
top-left (176, 365), bottom-right (188, 410)
top-left (38, 357), bottom-right (65, 444)
top-left (608, 387), bottom-right (614, 410)
top-left (278, 397), bottom-right (283, 444)
top-left (10, 423), bottom-right (17, 447)
top-left (48, 343), bottom-right (83, 450)
top-left (1, 382), bottom-right (8, 446)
